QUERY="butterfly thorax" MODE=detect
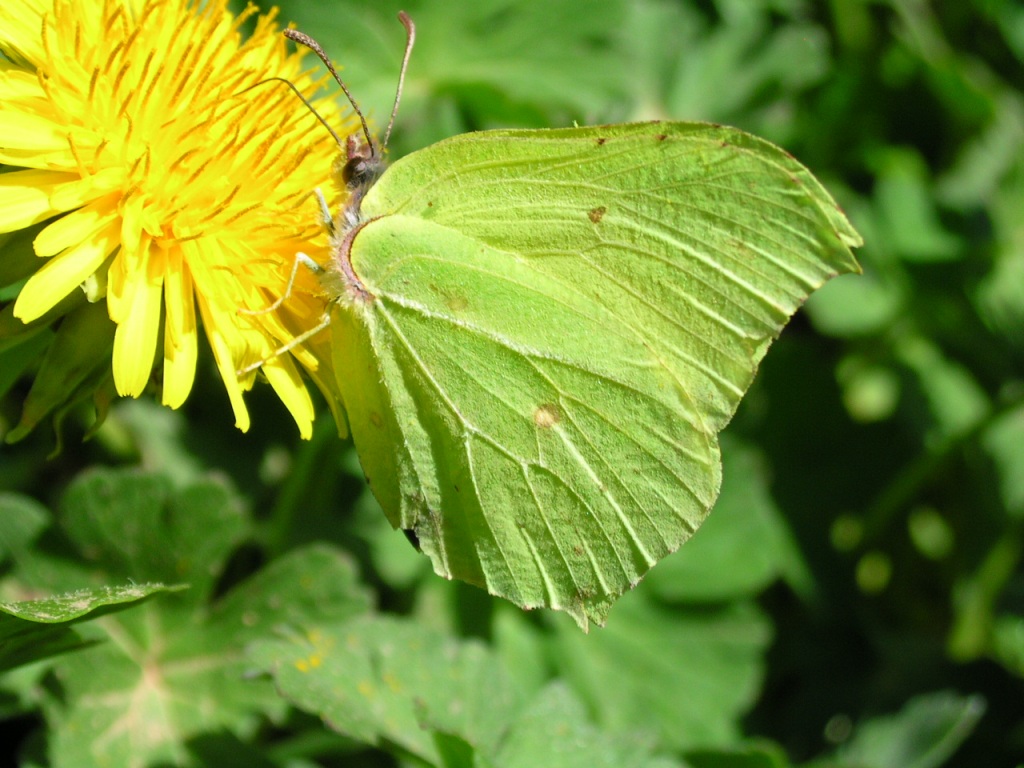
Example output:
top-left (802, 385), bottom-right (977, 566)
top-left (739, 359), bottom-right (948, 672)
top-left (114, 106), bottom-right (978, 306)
top-left (335, 134), bottom-right (387, 234)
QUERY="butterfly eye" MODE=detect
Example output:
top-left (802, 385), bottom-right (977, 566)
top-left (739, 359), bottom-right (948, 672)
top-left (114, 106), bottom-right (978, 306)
top-left (342, 140), bottom-right (378, 189)
top-left (341, 157), bottom-right (365, 187)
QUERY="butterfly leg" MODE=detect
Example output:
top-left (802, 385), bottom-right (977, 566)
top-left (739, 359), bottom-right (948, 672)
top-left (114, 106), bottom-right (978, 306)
top-left (241, 185), bottom-right (332, 317)
top-left (234, 187), bottom-right (337, 374)
top-left (237, 251), bottom-right (323, 317)
top-left (236, 309), bottom-right (333, 376)
top-left (235, 248), bottom-right (333, 375)
top-left (315, 188), bottom-right (334, 234)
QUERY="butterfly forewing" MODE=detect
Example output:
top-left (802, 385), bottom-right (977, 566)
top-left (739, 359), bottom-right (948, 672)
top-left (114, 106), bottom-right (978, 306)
top-left (364, 123), bottom-right (859, 424)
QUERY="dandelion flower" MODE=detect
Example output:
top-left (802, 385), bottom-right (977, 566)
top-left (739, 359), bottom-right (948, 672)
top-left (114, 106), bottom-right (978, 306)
top-left (0, 0), bottom-right (353, 439)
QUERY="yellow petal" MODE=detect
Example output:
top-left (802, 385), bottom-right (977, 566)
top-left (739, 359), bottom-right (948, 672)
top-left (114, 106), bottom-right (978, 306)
top-left (162, 247), bottom-right (198, 408)
top-left (0, 107), bottom-right (69, 152)
top-left (200, 301), bottom-right (252, 433)
top-left (34, 197), bottom-right (115, 257)
top-left (106, 249), bottom-right (130, 324)
top-left (13, 217), bottom-right (119, 322)
top-left (193, 277), bottom-right (256, 432)
top-left (111, 244), bottom-right (163, 397)
top-left (0, 146), bottom-right (77, 170)
top-left (0, 64), bottom-right (45, 102)
top-left (49, 168), bottom-right (123, 211)
top-left (120, 194), bottom-right (145, 257)
top-left (0, 169), bottom-right (79, 233)
top-left (263, 355), bottom-right (315, 439)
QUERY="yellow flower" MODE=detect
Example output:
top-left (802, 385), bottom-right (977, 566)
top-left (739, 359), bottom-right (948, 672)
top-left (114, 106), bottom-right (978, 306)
top-left (0, 0), bottom-right (352, 439)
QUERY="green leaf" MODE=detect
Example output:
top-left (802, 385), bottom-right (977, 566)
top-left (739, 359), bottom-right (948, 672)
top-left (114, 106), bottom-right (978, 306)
top-left (0, 492), bottom-right (48, 563)
top-left (937, 92), bottom-right (1024, 209)
top-left (659, 9), bottom-right (829, 131)
top-left (492, 683), bottom-right (685, 768)
top-left (109, 400), bottom-right (206, 487)
top-left (0, 490), bottom-right (183, 672)
top-left (976, 240), bottom-right (1024, 350)
top-left (991, 612), bottom-right (1024, 677)
top-left (251, 616), bottom-right (685, 768)
top-left (982, 405), bottom-right (1024, 519)
top-left (13, 469), bottom-right (248, 594)
top-left (803, 263), bottom-right (904, 339)
top-left (0, 328), bottom-right (50, 402)
top-left (833, 691), bottom-right (985, 768)
top-left (331, 121), bottom-right (861, 626)
top-left (492, 605), bottom-right (551, 701)
top-left (801, 193), bottom-right (905, 340)
top-left (974, 150), bottom-right (1024, 350)
top-left (548, 590), bottom-right (771, 748)
top-left (0, 221), bottom-right (47, 291)
top-left (685, 742), bottom-right (792, 768)
top-left (4, 468), bottom-right (372, 768)
top-left (0, 583), bottom-right (182, 673)
top-left (251, 615), bottom-right (522, 765)
top-left (894, 335), bottom-right (990, 439)
top-left (43, 545), bottom-right (369, 768)
top-left (4, 301), bottom-right (115, 445)
top-left (872, 149), bottom-right (960, 263)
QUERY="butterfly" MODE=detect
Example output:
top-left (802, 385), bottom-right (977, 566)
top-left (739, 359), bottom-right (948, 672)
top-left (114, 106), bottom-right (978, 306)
top-left (281, 13), bottom-right (861, 628)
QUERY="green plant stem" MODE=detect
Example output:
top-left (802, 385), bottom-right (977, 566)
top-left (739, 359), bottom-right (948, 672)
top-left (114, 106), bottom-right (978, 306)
top-left (948, 521), bottom-right (1024, 661)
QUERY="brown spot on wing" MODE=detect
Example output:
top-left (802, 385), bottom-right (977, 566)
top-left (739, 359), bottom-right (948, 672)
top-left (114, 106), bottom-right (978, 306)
top-left (588, 206), bottom-right (607, 224)
top-left (533, 403), bottom-right (561, 428)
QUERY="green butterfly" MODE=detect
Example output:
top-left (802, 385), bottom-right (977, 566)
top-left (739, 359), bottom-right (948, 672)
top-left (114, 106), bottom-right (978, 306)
top-left (283, 14), bottom-right (861, 628)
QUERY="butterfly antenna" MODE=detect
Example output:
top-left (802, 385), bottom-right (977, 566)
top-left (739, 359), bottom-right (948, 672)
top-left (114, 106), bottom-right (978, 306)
top-left (284, 28), bottom-right (375, 155)
top-left (235, 76), bottom-right (346, 152)
top-left (383, 11), bottom-right (416, 150)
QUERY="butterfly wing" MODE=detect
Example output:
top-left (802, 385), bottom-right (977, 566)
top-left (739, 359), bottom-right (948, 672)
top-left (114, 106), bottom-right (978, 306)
top-left (333, 121), bottom-right (860, 626)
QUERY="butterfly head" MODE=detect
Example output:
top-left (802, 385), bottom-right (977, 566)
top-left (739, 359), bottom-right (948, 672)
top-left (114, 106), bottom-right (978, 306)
top-left (340, 133), bottom-right (386, 192)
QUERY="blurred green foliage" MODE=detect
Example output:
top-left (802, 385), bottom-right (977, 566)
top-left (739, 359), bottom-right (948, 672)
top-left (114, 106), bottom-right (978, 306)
top-left (1, 0), bottom-right (1022, 766)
